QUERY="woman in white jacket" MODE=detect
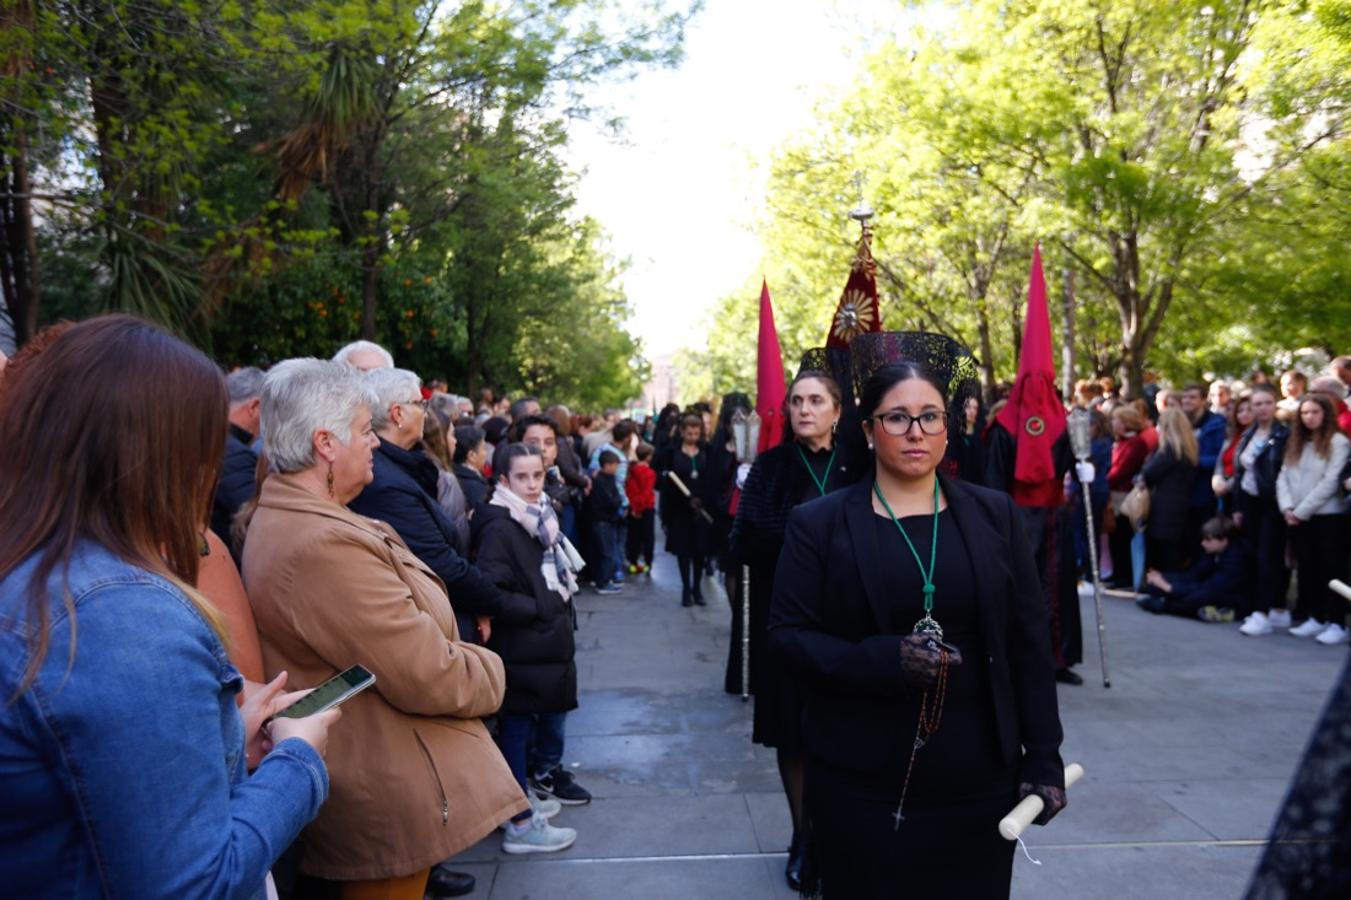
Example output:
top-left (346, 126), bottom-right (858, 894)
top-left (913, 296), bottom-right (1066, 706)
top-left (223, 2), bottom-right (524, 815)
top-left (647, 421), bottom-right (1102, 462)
top-left (1277, 394), bottom-right (1350, 645)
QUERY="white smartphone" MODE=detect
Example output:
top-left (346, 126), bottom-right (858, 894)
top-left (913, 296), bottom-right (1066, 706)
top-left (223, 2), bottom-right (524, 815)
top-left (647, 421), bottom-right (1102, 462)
top-left (268, 665), bottom-right (376, 721)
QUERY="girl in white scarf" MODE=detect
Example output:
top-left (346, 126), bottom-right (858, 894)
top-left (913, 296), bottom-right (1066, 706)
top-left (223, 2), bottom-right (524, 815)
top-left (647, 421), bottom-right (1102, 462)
top-left (490, 460), bottom-right (585, 600)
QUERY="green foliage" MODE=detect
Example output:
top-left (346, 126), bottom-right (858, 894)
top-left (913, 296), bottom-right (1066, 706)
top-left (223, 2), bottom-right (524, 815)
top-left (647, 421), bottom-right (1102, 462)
top-left (699, 0), bottom-right (1351, 397)
top-left (7, 0), bottom-right (697, 407)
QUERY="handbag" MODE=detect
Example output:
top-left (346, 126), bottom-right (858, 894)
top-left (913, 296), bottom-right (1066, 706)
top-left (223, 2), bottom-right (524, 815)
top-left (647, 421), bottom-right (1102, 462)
top-left (1120, 483), bottom-right (1151, 529)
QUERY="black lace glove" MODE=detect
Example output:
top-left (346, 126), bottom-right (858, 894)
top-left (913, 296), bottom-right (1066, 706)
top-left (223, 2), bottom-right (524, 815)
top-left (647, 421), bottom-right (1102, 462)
top-left (898, 633), bottom-right (963, 691)
top-left (1017, 782), bottom-right (1067, 825)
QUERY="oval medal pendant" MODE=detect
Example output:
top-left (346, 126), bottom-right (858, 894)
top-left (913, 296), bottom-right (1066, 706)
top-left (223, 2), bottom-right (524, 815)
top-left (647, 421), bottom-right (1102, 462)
top-left (690, 470), bottom-right (699, 480)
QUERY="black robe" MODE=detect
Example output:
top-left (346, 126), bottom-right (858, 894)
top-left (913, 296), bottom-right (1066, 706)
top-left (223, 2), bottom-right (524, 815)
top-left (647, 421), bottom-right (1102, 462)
top-left (983, 423), bottom-right (1083, 670)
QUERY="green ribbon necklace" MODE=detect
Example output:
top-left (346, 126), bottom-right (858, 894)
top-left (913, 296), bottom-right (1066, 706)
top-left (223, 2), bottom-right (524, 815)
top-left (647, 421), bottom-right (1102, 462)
top-left (872, 477), bottom-right (943, 638)
top-left (796, 443), bottom-right (837, 497)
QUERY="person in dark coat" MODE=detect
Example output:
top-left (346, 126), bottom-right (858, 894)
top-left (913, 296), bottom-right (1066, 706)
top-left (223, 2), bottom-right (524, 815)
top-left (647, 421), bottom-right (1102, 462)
top-left (585, 451), bottom-right (625, 593)
top-left (1141, 407), bottom-right (1199, 573)
top-left (770, 358), bottom-right (1066, 900)
top-left (210, 367), bottom-right (264, 554)
top-left (657, 412), bottom-right (719, 606)
top-left (1231, 384), bottom-right (1293, 633)
top-left (474, 442), bottom-right (593, 811)
top-left (707, 393), bottom-right (751, 586)
top-left (1137, 515), bottom-right (1245, 619)
top-left (727, 369), bottom-right (861, 891)
top-left (454, 424), bottom-right (491, 514)
top-left (348, 368), bottom-right (506, 645)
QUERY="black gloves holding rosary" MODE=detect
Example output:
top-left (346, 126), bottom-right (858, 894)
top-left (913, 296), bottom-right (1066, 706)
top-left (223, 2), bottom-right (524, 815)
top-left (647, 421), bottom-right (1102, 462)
top-left (897, 632), bottom-right (962, 691)
top-left (1016, 783), bottom-right (1067, 825)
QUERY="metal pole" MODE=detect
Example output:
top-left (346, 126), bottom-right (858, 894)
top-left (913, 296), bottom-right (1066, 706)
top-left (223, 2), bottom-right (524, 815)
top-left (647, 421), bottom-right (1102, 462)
top-left (740, 564), bottom-right (751, 702)
top-left (1080, 480), bottom-right (1111, 688)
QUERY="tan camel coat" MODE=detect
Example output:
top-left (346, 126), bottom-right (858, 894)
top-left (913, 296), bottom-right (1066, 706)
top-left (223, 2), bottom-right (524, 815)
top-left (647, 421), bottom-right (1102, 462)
top-left (243, 474), bottom-right (527, 880)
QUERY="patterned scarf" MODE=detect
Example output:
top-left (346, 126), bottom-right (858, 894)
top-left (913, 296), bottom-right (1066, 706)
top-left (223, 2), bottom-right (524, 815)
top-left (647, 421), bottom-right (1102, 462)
top-left (490, 486), bottom-right (584, 601)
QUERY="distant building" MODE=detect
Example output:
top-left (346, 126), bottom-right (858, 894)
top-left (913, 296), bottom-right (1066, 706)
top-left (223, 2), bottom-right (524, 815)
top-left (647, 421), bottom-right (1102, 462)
top-left (640, 352), bottom-right (678, 414)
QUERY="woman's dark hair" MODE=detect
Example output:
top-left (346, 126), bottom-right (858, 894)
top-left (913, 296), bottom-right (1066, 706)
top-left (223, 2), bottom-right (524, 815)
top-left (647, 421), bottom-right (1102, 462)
top-left (678, 412), bottom-right (705, 441)
top-left (717, 392), bottom-right (752, 433)
top-left (453, 424), bottom-right (485, 465)
top-left (1286, 393), bottom-right (1339, 463)
top-left (482, 415), bottom-right (510, 447)
top-left (492, 441), bottom-right (543, 484)
top-left (0, 315), bottom-right (228, 695)
top-left (859, 363), bottom-right (950, 419)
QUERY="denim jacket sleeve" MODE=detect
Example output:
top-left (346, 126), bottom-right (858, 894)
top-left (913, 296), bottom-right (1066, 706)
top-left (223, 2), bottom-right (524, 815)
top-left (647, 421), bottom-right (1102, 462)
top-left (26, 579), bottom-right (328, 899)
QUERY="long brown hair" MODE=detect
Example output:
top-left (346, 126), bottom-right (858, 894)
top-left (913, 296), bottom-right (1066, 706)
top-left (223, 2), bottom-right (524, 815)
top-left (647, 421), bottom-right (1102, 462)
top-left (0, 316), bottom-right (229, 695)
top-left (1285, 393), bottom-right (1339, 462)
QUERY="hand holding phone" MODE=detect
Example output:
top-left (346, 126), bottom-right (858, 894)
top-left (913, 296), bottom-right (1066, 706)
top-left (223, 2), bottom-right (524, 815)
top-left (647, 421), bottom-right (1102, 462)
top-left (269, 705), bottom-right (342, 759)
top-left (267, 665), bottom-right (376, 722)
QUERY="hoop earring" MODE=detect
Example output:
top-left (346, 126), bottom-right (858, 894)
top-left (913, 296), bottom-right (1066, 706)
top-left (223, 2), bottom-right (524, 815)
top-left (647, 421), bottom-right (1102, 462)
top-left (326, 462), bottom-right (336, 498)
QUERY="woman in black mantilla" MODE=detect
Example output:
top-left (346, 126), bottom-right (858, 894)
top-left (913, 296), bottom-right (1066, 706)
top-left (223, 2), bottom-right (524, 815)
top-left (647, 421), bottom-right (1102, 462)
top-left (658, 412), bottom-right (719, 605)
top-left (727, 364), bottom-right (863, 891)
top-left (769, 334), bottom-right (1067, 899)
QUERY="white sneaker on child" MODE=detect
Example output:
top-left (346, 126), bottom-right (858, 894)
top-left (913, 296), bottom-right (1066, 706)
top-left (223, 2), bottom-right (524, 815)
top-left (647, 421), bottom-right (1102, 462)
top-left (1267, 609), bottom-right (1293, 629)
top-left (1239, 611), bottom-right (1271, 636)
top-left (1315, 624), bottom-right (1349, 646)
top-left (1289, 619), bottom-right (1328, 638)
top-left (501, 813), bottom-right (577, 854)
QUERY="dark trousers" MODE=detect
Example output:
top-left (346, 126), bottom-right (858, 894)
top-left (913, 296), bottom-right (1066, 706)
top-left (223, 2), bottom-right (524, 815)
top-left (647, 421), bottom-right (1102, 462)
top-left (1239, 496), bottom-right (1289, 617)
top-left (677, 554), bottom-right (705, 594)
top-left (498, 711), bottom-right (567, 817)
top-left (1291, 515), bottom-right (1349, 624)
top-left (626, 510), bottom-right (655, 565)
top-left (1108, 513), bottom-right (1137, 587)
top-left (589, 519), bottom-right (617, 587)
top-left (1146, 536), bottom-right (1186, 574)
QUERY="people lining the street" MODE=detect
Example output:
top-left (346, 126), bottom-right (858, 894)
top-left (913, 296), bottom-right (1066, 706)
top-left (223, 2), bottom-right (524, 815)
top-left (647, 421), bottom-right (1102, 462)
top-left (212, 366), bottom-right (264, 553)
top-left (658, 412), bottom-right (717, 606)
top-left (625, 442), bottom-right (658, 574)
top-left (1137, 515), bottom-right (1245, 621)
top-left (1231, 384), bottom-right (1293, 636)
top-left (1141, 408), bottom-right (1199, 573)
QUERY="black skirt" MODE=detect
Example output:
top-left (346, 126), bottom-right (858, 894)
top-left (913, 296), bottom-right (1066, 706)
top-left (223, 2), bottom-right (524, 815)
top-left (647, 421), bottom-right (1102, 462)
top-left (807, 761), bottom-right (1018, 899)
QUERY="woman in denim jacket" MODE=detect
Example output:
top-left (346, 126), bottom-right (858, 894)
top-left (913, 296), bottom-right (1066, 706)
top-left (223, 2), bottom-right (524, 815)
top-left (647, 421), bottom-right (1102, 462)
top-left (0, 317), bottom-right (336, 899)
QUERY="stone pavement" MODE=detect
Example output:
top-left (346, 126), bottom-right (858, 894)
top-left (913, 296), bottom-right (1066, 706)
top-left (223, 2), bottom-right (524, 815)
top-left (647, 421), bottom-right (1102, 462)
top-left (444, 554), bottom-right (1347, 899)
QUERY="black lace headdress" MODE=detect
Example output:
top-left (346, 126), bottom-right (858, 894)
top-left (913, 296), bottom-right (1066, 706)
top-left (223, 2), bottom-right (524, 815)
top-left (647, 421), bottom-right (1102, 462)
top-left (849, 331), bottom-right (982, 443)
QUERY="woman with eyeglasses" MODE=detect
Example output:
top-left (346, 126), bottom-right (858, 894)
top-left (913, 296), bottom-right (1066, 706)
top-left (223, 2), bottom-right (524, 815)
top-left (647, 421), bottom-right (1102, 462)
top-left (770, 348), bottom-right (1065, 899)
top-left (727, 366), bottom-right (863, 891)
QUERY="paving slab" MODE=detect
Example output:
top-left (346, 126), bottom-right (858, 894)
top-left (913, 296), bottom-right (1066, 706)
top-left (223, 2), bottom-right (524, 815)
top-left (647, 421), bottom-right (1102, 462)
top-left (442, 548), bottom-right (1346, 898)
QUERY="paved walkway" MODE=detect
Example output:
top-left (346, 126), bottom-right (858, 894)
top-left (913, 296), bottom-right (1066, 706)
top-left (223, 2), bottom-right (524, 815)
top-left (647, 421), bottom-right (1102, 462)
top-left (445, 552), bottom-right (1346, 899)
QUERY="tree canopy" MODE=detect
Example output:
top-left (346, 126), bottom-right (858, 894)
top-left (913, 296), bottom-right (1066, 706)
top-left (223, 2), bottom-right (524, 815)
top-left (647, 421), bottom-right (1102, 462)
top-left (695, 0), bottom-right (1351, 400)
top-left (1, 0), bottom-right (695, 406)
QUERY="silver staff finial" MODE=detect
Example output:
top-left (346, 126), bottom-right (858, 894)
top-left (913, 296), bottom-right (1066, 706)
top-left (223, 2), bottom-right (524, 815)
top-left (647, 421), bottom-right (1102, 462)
top-left (849, 171), bottom-right (873, 226)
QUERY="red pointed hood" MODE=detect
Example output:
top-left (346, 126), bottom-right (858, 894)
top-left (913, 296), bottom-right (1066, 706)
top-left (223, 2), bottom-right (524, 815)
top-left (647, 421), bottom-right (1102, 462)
top-left (756, 279), bottom-right (787, 452)
top-left (995, 245), bottom-right (1066, 506)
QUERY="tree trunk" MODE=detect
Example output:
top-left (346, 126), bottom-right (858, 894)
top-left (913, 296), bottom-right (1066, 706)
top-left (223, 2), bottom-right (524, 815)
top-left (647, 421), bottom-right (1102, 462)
top-left (1, 121), bottom-right (42, 344)
top-left (359, 129), bottom-right (385, 341)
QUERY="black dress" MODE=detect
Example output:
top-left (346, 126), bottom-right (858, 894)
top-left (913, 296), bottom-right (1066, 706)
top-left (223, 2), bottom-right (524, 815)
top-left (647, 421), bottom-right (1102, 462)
top-left (803, 511), bottom-right (1015, 898)
top-left (728, 440), bottom-right (859, 738)
top-left (659, 444), bottom-right (717, 557)
top-left (770, 476), bottom-right (1065, 899)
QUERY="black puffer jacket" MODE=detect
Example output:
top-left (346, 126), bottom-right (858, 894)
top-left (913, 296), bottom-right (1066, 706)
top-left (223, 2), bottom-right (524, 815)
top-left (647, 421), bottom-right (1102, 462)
top-left (210, 424), bottom-right (258, 553)
top-left (472, 504), bottom-right (578, 716)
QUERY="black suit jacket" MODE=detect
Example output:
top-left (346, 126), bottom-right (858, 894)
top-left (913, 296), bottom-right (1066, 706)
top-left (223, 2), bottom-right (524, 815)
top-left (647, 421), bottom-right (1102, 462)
top-left (768, 474), bottom-right (1066, 789)
top-left (210, 424), bottom-right (258, 554)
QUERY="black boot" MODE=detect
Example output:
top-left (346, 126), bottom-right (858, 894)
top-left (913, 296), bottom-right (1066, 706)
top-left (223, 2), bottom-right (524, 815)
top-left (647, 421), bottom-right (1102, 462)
top-left (693, 589), bottom-right (706, 606)
top-left (785, 834), bottom-right (805, 892)
top-left (682, 587), bottom-right (694, 607)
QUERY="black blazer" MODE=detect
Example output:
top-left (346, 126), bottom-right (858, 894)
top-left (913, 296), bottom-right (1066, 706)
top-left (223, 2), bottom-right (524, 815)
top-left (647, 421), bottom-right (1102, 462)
top-left (210, 424), bottom-right (258, 553)
top-left (1142, 447), bottom-right (1196, 542)
top-left (768, 475), bottom-right (1065, 789)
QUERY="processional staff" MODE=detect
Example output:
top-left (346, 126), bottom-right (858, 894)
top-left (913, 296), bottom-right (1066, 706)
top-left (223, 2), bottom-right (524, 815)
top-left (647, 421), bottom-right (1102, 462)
top-left (1067, 409), bottom-right (1111, 689)
top-left (730, 408), bottom-right (762, 702)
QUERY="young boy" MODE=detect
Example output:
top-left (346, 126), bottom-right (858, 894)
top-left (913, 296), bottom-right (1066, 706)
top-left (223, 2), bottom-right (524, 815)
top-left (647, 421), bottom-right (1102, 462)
top-left (625, 443), bottom-right (657, 574)
top-left (587, 450), bottom-right (624, 594)
top-left (1137, 516), bottom-right (1244, 621)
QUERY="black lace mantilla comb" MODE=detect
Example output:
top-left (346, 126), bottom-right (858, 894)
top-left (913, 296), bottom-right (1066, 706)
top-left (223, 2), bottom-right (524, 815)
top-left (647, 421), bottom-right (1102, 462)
top-left (848, 331), bottom-right (982, 441)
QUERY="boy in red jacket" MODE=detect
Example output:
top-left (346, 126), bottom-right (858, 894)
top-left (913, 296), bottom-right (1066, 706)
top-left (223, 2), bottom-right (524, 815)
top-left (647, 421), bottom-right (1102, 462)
top-left (626, 443), bottom-right (657, 574)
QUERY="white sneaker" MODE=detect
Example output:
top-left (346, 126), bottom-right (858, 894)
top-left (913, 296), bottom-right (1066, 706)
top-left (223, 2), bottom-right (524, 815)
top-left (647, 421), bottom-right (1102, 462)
top-left (1239, 612), bottom-right (1272, 636)
top-left (1315, 624), bottom-right (1349, 646)
top-left (1289, 619), bottom-right (1328, 638)
top-left (502, 813), bottom-right (577, 854)
top-left (1267, 609), bottom-right (1293, 629)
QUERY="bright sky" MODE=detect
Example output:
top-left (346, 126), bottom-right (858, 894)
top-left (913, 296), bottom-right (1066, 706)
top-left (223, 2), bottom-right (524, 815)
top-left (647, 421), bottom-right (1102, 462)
top-left (564, 0), bottom-right (917, 359)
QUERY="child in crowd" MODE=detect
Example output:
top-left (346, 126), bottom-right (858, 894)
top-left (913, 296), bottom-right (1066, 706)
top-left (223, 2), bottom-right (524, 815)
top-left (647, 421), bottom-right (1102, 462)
top-left (625, 443), bottom-right (658, 574)
top-left (474, 442), bottom-right (590, 849)
top-left (586, 450), bottom-right (625, 594)
top-left (1136, 516), bottom-right (1244, 621)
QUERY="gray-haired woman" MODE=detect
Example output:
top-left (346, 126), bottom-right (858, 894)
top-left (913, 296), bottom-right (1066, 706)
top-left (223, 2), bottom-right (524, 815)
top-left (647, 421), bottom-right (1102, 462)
top-left (241, 359), bottom-right (529, 895)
